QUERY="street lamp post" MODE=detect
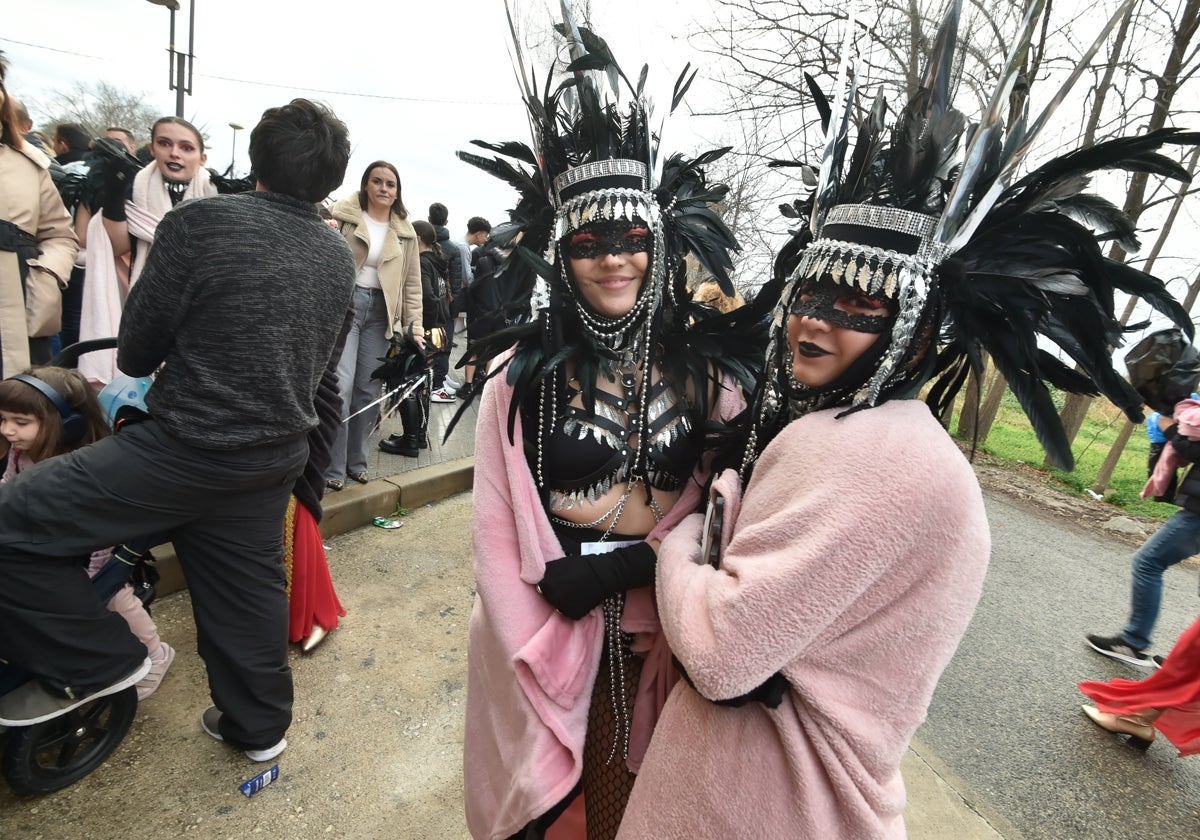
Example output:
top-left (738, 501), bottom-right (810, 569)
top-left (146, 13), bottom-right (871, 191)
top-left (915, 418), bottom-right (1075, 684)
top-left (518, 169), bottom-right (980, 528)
top-left (147, 0), bottom-right (194, 119)
top-left (227, 122), bottom-right (243, 178)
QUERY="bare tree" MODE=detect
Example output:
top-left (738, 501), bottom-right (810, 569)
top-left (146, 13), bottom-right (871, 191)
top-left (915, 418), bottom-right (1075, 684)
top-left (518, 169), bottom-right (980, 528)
top-left (687, 1), bottom-right (1059, 293)
top-left (1053, 0), bottom-right (1200, 465)
top-left (39, 81), bottom-right (161, 146)
top-left (699, 109), bottom-right (789, 295)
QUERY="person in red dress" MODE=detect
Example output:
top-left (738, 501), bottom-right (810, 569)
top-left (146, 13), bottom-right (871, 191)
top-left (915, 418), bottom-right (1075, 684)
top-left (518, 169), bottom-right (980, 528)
top-left (285, 306), bottom-right (353, 651)
top-left (1079, 615), bottom-right (1200, 754)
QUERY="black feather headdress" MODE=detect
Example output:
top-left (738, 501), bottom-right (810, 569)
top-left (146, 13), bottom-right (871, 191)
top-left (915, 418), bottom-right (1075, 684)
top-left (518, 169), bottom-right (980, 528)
top-left (448, 1), bottom-right (765, 479)
top-left (749, 0), bottom-right (1197, 473)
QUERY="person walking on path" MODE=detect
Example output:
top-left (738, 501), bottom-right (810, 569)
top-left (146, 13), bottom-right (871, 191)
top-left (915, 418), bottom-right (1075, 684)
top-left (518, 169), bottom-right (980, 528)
top-left (1088, 403), bottom-right (1200, 668)
top-left (1081, 613), bottom-right (1200, 754)
top-left (0, 98), bottom-right (354, 765)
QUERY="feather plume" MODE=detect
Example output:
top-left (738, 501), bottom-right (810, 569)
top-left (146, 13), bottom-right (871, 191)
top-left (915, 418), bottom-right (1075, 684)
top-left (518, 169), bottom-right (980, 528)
top-left (447, 1), bottom-right (754, 465)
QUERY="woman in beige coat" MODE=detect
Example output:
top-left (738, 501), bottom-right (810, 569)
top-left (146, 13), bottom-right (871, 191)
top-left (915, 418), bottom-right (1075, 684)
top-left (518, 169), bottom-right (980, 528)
top-left (0, 58), bottom-right (78, 377)
top-left (324, 160), bottom-right (423, 490)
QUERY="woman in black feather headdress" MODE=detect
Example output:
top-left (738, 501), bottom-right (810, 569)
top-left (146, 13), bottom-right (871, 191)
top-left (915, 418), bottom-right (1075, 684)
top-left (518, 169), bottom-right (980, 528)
top-left (618, 1), bottom-right (1198, 837)
top-left (456, 7), bottom-right (775, 840)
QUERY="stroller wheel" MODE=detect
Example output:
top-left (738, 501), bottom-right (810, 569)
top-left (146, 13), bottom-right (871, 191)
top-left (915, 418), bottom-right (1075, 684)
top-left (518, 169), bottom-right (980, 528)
top-left (2, 686), bottom-right (138, 795)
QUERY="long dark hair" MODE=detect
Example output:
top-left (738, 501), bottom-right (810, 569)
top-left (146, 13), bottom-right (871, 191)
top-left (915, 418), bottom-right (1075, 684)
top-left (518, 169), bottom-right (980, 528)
top-left (0, 52), bottom-right (20, 148)
top-left (358, 160), bottom-right (407, 219)
top-left (412, 219), bottom-right (442, 257)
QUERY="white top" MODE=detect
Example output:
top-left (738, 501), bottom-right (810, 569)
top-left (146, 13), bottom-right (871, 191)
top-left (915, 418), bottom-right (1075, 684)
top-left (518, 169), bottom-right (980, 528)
top-left (356, 215), bottom-right (391, 289)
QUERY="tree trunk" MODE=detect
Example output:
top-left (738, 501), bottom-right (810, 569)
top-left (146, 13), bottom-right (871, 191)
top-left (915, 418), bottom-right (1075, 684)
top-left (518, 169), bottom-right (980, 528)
top-left (1057, 394), bottom-right (1092, 456)
top-left (955, 366), bottom-right (981, 437)
top-left (1082, 1), bottom-right (1135, 146)
top-left (1184, 265), bottom-right (1200, 312)
top-left (976, 368), bottom-right (1008, 442)
top-left (1050, 0), bottom-right (1139, 459)
top-left (1092, 419), bottom-right (1136, 495)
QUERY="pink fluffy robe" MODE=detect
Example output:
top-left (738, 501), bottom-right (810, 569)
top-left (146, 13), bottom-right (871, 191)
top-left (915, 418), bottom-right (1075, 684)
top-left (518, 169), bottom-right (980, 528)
top-left (617, 400), bottom-right (990, 839)
top-left (463, 361), bottom-right (743, 840)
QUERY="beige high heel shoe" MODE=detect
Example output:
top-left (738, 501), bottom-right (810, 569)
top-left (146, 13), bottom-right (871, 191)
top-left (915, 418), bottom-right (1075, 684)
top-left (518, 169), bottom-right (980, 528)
top-left (1081, 705), bottom-right (1156, 750)
top-left (301, 624), bottom-right (329, 653)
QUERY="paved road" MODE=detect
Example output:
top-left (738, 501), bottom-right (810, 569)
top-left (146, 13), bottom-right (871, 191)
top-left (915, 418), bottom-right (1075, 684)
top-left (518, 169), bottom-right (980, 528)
top-left (924, 493), bottom-right (1200, 840)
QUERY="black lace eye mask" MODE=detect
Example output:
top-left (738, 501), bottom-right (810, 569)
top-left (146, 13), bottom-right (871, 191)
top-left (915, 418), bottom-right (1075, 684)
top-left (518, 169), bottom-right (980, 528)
top-left (789, 283), bottom-right (896, 334)
top-left (564, 222), bottom-right (651, 260)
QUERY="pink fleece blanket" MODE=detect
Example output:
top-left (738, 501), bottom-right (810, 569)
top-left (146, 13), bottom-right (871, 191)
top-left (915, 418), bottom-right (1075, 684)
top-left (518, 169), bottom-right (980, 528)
top-left (463, 358), bottom-right (742, 840)
top-left (617, 401), bottom-right (990, 839)
top-left (1142, 399), bottom-right (1200, 499)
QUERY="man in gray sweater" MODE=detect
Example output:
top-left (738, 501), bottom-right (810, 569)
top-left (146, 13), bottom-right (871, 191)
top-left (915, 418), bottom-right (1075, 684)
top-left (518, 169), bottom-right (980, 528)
top-left (0, 99), bottom-right (355, 763)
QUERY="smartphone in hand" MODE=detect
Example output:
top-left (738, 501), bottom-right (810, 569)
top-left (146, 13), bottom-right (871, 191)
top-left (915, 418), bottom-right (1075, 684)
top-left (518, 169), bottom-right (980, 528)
top-left (699, 492), bottom-right (726, 569)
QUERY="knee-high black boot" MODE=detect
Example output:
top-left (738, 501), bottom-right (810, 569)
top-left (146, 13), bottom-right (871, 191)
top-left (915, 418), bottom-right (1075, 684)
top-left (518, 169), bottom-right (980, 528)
top-left (380, 396), bottom-right (422, 457)
top-left (396, 396), bottom-right (424, 457)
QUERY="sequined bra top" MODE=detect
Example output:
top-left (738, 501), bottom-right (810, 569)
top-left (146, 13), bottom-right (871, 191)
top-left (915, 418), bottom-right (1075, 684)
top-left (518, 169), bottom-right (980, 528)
top-left (524, 373), bottom-right (701, 511)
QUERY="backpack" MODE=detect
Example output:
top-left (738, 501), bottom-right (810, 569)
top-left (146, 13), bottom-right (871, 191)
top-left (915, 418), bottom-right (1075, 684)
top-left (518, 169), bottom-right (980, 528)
top-left (425, 252), bottom-right (452, 329)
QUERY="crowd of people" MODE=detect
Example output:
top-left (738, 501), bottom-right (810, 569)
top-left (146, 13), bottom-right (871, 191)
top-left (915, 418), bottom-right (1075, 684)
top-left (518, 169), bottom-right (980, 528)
top-left (0, 42), bottom-right (519, 766)
top-left (3, 0), bottom-right (1200, 835)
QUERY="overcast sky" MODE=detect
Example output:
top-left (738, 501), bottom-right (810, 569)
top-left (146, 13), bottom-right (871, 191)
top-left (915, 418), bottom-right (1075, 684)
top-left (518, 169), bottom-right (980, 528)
top-left (6, 0), bottom-right (1198, 326)
top-left (4, 0), bottom-right (715, 231)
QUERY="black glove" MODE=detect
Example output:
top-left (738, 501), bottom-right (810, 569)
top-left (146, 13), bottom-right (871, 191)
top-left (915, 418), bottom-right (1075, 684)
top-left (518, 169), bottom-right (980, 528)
top-left (673, 655), bottom-right (789, 709)
top-left (537, 541), bottom-right (656, 620)
top-left (100, 157), bottom-right (132, 221)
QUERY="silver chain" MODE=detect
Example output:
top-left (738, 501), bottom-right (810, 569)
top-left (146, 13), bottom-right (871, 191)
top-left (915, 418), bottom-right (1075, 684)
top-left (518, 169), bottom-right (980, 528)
top-left (603, 592), bottom-right (632, 765)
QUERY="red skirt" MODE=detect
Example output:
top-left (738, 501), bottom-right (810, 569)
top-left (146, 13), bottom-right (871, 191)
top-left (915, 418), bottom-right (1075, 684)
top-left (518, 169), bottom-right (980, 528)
top-left (284, 496), bottom-right (346, 643)
top-left (1079, 614), bottom-right (1200, 756)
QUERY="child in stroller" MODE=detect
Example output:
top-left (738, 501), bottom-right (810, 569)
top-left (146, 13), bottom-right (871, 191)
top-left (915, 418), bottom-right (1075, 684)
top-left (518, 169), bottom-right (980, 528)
top-left (0, 367), bottom-right (175, 701)
top-left (0, 364), bottom-right (168, 794)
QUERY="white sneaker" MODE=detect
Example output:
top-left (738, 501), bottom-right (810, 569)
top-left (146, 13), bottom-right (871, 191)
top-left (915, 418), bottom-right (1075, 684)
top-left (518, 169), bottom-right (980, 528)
top-left (136, 642), bottom-right (175, 701)
top-left (200, 705), bottom-right (287, 762)
top-left (430, 388), bottom-right (456, 403)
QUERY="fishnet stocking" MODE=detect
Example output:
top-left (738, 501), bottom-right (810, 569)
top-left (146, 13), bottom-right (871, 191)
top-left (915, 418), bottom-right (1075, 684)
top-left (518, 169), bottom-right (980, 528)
top-left (581, 649), bottom-right (644, 840)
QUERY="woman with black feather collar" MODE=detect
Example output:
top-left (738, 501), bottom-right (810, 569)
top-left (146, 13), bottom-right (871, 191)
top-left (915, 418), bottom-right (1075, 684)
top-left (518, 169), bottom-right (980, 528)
top-left (454, 11), bottom-right (768, 840)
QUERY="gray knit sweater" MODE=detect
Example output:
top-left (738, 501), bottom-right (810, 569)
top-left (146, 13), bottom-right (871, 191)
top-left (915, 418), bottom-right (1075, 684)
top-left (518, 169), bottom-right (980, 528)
top-left (118, 190), bottom-right (356, 450)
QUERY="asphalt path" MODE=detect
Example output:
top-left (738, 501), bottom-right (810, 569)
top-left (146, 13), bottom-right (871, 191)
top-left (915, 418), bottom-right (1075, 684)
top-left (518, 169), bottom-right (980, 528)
top-left (924, 492), bottom-right (1200, 840)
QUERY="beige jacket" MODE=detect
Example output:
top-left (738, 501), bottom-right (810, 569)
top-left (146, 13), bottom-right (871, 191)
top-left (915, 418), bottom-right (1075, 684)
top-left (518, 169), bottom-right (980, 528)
top-left (0, 142), bottom-right (78, 377)
top-left (329, 194), bottom-right (422, 339)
